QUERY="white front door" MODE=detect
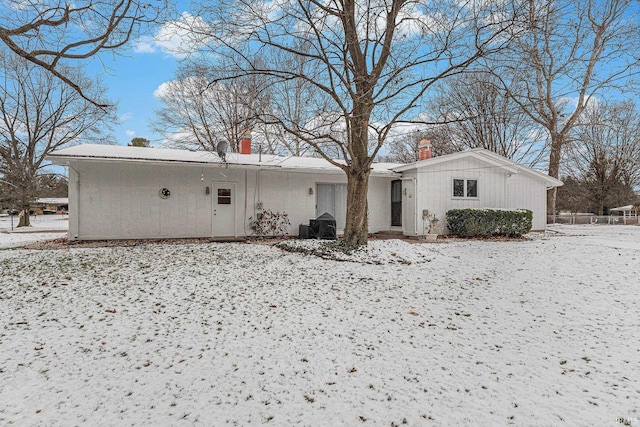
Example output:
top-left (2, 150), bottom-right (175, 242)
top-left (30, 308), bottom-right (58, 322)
top-left (212, 182), bottom-right (237, 237)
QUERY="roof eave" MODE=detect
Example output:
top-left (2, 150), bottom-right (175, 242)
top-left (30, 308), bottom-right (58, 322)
top-left (47, 153), bottom-right (401, 177)
top-left (45, 154), bottom-right (285, 170)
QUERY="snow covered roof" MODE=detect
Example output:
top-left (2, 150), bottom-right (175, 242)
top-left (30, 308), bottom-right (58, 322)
top-left (610, 205), bottom-right (638, 212)
top-left (46, 144), bottom-right (401, 177)
top-left (35, 198), bottom-right (69, 205)
top-left (392, 148), bottom-right (563, 188)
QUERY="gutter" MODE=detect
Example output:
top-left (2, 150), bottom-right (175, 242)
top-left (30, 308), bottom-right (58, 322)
top-left (67, 164), bottom-right (80, 241)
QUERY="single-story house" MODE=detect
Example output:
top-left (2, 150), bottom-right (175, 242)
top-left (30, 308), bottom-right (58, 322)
top-left (33, 198), bottom-right (69, 214)
top-left (46, 144), bottom-right (562, 241)
top-left (609, 204), bottom-right (638, 225)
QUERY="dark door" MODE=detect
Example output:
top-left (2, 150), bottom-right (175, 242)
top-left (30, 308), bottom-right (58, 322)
top-left (391, 180), bottom-right (402, 226)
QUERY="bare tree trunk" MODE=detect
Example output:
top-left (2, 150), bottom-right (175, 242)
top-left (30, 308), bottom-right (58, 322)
top-left (18, 208), bottom-right (31, 227)
top-left (343, 168), bottom-right (370, 246)
top-left (546, 133), bottom-right (563, 216)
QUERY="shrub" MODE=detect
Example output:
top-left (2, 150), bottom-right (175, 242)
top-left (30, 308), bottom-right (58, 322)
top-left (249, 210), bottom-right (291, 237)
top-left (446, 208), bottom-right (533, 238)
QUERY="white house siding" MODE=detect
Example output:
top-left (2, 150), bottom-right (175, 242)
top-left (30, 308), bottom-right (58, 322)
top-left (257, 170), bottom-right (392, 235)
top-left (406, 157), bottom-right (511, 236)
top-left (68, 160), bottom-right (393, 240)
top-left (258, 170), bottom-right (341, 231)
top-left (507, 175), bottom-right (548, 231)
top-left (71, 161), bottom-right (218, 240)
top-left (366, 176), bottom-right (393, 233)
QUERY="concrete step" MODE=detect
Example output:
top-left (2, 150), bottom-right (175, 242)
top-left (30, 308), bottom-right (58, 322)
top-left (370, 230), bottom-right (407, 240)
top-left (374, 229), bottom-right (404, 235)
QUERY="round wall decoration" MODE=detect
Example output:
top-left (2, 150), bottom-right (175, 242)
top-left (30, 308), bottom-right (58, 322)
top-left (159, 188), bottom-right (171, 199)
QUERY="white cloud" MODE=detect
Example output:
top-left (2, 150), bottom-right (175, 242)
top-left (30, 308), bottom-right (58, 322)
top-left (133, 37), bottom-right (158, 54)
top-left (153, 82), bottom-right (171, 99)
top-left (125, 130), bottom-right (136, 138)
top-left (120, 112), bottom-right (133, 122)
top-left (134, 12), bottom-right (213, 58)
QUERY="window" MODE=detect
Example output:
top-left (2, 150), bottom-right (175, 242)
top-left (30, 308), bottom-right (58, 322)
top-left (453, 179), bottom-right (478, 198)
top-left (453, 179), bottom-right (465, 197)
top-left (217, 188), bottom-right (231, 204)
top-left (466, 179), bottom-right (478, 197)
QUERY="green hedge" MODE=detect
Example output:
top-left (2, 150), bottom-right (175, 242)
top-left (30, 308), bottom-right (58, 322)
top-left (446, 208), bottom-right (533, 238)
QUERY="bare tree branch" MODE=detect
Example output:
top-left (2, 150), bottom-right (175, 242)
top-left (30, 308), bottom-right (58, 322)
top-left (0, 53), bottom-right (115, 225)
top-left (0, 0), bottom-right (169, 106)
top-left (487, 0), bottom-right (640, 214)
top-left (176, 0), bottom-right (521, 244)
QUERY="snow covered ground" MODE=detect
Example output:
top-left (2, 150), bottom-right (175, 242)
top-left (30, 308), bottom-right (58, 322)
top-left (0, 214), bottom-right (68, 249)
top-left (0, 224), bottom-right (639, 426)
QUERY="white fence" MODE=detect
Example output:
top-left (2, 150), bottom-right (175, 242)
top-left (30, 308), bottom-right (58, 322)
top-left (548, 214), bottom-right (639, 225)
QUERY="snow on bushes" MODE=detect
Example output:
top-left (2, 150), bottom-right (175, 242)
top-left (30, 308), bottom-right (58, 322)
top-left (446, 208), bottom-right (533, 238)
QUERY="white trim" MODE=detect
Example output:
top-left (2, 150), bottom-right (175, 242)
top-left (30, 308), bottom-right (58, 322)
top-left (46, 144), bottom-right (400, 177)
top-left (452, 177), bottom-right (479, 199)
top-left (393, 148), bottom-right (563, 188)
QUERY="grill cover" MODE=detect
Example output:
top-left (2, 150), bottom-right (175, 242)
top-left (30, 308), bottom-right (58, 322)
top-left (310, 212), bottom-right (337, 240)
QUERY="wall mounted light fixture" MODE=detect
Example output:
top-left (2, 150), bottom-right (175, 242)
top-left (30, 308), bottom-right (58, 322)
top-left (159, 188), bottom-right (171, 199)
top-left (205, 186), bottom-right (210, 195)
top-left (309, 187), bottom-right (314, 195)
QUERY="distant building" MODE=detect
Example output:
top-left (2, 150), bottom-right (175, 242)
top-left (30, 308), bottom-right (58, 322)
top-left (33, 198), bottom-right (69, 215)
top-left (609, 205), bottom-right (639, 225)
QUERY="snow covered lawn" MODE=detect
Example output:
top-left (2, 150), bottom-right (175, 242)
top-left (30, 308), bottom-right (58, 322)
top-left (0, 214), bottom-right (67, 249)
top-left (1, 225), bottom-right (639, 425)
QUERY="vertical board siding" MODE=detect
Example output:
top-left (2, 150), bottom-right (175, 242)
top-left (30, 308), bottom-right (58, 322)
top-left (414, 157), bottom-right (508, 234)
top-left (507, 176), bottom-right (547, 231)
top-left (71, 160), bottom-right (394, 240)
top-left (76, 161), bottom-right (219, 240)
top-left (412, 157), bottom-right (547, 234)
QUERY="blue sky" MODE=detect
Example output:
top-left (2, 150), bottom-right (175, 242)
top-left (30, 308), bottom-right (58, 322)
top-left (83, 2), bottom-right (640, 154)
top-left (88, 50), bottom-right (179, 146)
top-left (85, 8), bottom-right (206, 146)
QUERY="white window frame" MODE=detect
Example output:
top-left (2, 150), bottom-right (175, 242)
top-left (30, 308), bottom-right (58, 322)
top-left (452, 178), bottom-right (479, 199)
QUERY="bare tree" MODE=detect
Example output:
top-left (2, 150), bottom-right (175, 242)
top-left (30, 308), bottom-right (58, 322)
top-left (156, 46), bottom-right (321, 157)
top-left (183, 0), bottom-right (519, 245)
top-left (36, 174), bottom-right (68, 198)
top-left (0, 54), bottom-right (114, 226)
top-left (252, 44), bottom-right (323, 156)
top-left (564, 100), bottom-right (640, 215)
top-left (429, 72), bottom-right (547, 166)
top-left (153, 61), bottom-right (269, 154)
top-left (491, 0), bottom-right (640, 214)
top-left (381, 127), bottom-right (458, 163)
top-left (0, 0), bottom-right (168, 105)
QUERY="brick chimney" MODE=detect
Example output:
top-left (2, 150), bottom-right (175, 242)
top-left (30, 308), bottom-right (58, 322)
top-left (239, 130), bottom-right (252, 154)
top-left (418, 139), bottom-right (432, 160)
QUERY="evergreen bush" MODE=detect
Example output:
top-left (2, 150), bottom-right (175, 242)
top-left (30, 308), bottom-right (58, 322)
top-left (446, 208), bottom-right (533, 238)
